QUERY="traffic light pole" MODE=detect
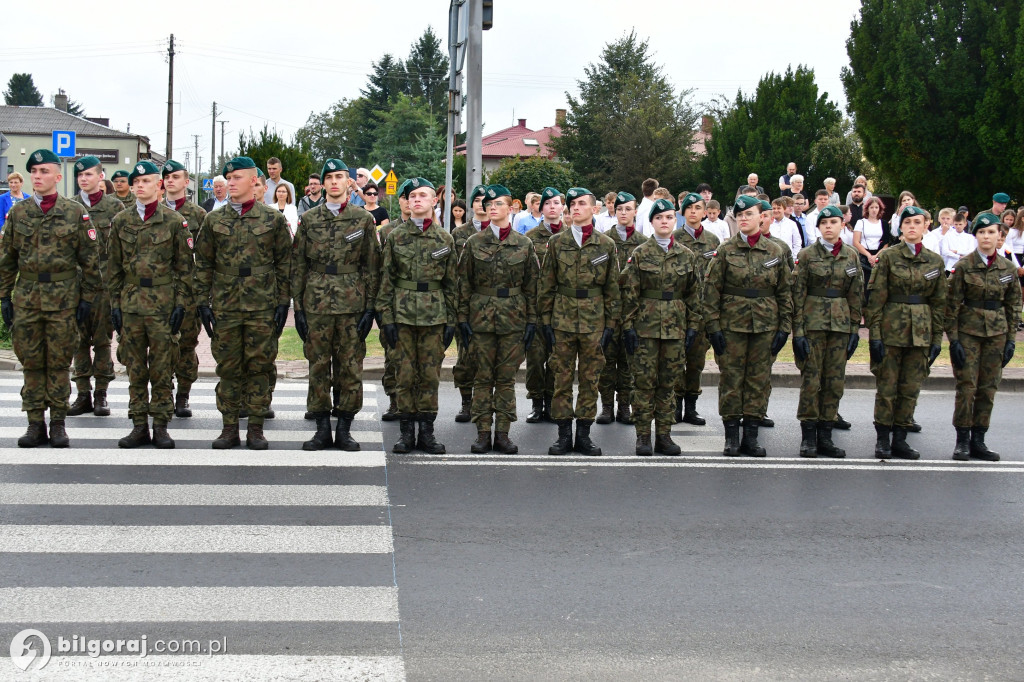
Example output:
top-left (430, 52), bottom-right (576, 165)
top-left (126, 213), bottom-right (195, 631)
top-left (465, 0), bottom-right (483, 196)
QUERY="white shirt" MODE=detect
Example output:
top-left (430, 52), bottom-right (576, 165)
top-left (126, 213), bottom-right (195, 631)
top-left (701, 217), bottom-right (730, 243)
top-left (793, 212), bottom-right (817, 245)
top-left (1007, 227), bottom-right (1024, 253)
top-left (595, 212), bottom-right (617, 233)
top-left (853, 218), bottom-right (885, 251)
top-left (265, 177), bottom-right (296, 206)
top-left (889, 212), bottom-right (905, 238)
top-left (940, 229), bottom-right (977, 271)
top-left (839, 227), bottom-right (855, 246)
top-left (268, 202), bottom-right (298, 236)
top-left (636, 197), bottom-right (655, 237)
top-left (922, 227), bottom-right (949, 255)
top-left (769, 218), bottom-right (801, 259)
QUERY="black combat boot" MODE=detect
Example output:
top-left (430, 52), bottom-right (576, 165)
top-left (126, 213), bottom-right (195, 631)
top-left (654, 433), bottom-right (681, 456)
top-left (526, 398), bottom-right (545, 423)
top-left (636, 433), bottom-right (653, 457)
top-left (304, 411), bottom-right (315, 420)
top-left (674, 395), bottom-right (684, 424)
top-left (969, 427), bottom-right (1000, 461)
top-left (303, 414), bottom-right (333, 451)
top-left (471, 429), bottom-right (491, 454)
top-left (798, 421), bottom-right (818, 458)
top-left (682, 393), bottom-right (706, 426)
top-left (952, 427), bottom-right (971, 461)
top-left (573, 420), bottom-right (602, 456)
top-left (335, 412), bottom-right (360, 451)
top-left (68, 392), bottom-right (92, 416)
top-left (816, 422), bottom-right (846, 458)
top-left (890, 427), bottom-right (920, 460)
top-left (455, 390), bottom-right (473, 423)
top-left (246, 423), bottom-right (269, 450)
top-left (493, 431), bottom-right (518, 454)
top-left (264, 408), bottom-right (275, 420)
top-left (906, 418), bottom-right (922, 433)
top-left (740, 420), bottom-right (766, 457)
top-left (542, 395), bottom-right (552, 422)
top-left (48, 420), bottom-right (70, 448)
top-left (834, 413), bottom-right (852, 430)
top-left (596, 400), bottom-right (614, 425)
top-left (759, 415), bottom-right (775, 428)
top-left (874, 424), bottom-right (892, 459)
top-left (173, 391), bottom-right (191, 418)
top-left (238, 409), bottom-right (248, 419)
top-left (393, 418), bottom-right (416, 454)
top-left (93, 389), bottom-right (110, 416)
top-left (416, 415), bottom-right (446, 454)
top-left (722, 420), bottom-right (742, 457)
top-left (17, 421), bottom-right (48, 448)
top-left (548, 420), bottom-right (573, 456)
top-left (615, 394), bottom-right (634, 425)
top-left (381, 394), bottom-right (399, 422)
top-left (212, 423), bottom-right (241, 449)
top-left (332, 386), bottom-right (341, 418)
top-left (152, 423), bottom-right (174, 449)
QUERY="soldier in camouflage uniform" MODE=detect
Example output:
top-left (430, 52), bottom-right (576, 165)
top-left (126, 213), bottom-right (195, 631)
top-left (538, 187), bottom-right (621, 456)
top-left (791, 206), bottom-right (863, 458)
top-left (450, 184), bottom-right (489, 422)
top-left (671, 192), bottom-right (721, 426)
top-left (68, 155), bottom-right (123, 417)
top-left (596, 191), bottom-right (645, 426)
top-left (0, 149), bottom-right (101, 448)
top-left (704, 195), bottom-right (793, 457)
top-left (161, 160), bottom-right (207, 418)
top-left (866, 205), bottom-right (946, 459)
top-left (457, 184), bottom-right (539, 454)
top-left (107, 161), bottom-right (194, 449)
top-left (378, 181), bottom-right (412, 422)
top-left (111, 170), bottom-right (134, 209)
top-left (194, 156), bottom-right (292, 450)
top-left (523, 187), bottom-right (564, 423)
top-left (378, 178), bottom-right (458, 454)
top-left (620, 198), bottom-right (701, 456)
top-left (291, 159), bottom-right (380, 451)
top-left (945, 212), bottom-right (1020, 461)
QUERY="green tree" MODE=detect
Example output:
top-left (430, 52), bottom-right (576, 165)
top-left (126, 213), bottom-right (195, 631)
top-left (3, 73), bottom-right (43, 106)
top-left (487, 156), bottom-right (578, 204)
top-left (842, 0), bottom-right (1023, 207)
top-left (809, 119), bottom-right (871, 192)
top-left (237, 125), bottom-right (317, 198)
top-left (295, 97), bottom-right (370, 167)
top-left (551, 31), bottom-right (700, 195)
top-left (370, 94), bottom-right (445, 182)
top-left (405, 26), bottom-right (450, 128)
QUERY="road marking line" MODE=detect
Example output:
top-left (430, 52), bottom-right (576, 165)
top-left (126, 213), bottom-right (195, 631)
top-left (0, 483), bottom-right (388, 506)
top-left (0, 448), bottom-right (386, 467)
top-left (0, 428), bottom-right (381, 442)
top-left (0, 408), bottom-right (379, 421)
top-left (0, 395), bottom-right (377, 407)
top-left (396, 458), bottom-right (1024, 472)
top-left (0, 378), bottom-right (381, 391)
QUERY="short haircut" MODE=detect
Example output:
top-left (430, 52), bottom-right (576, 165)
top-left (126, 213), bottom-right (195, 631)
top-left (707, 199), bottom-right (721, 211)
top-left (641, 178), bottom-right (659, 196)
top-left (652, 187), bottom-right (672, 200)
top-left (308, 174), bottom-right (320, 181)
top-left (737, 185), bottom-right (757, 198)
top-left (363, 182), bottom-right (378, 192)
top-left (824, 177), bottom-right (836, 186)
top-left (815, 189), bottom-right (829, 198)
top-left (790, 174), bottom-right (804, 183)
top-left (771, 198), bottom-right (787, 208)
top-left (838, 204), bottom-right (850, 215)
top-left (922, 210), bottom-right (932, 222)
top-left (954, 212), bottom-right (968, 223)
top-left (604, 192), bottom-right (616, 203)
top-left (525, 192), bottom-right (541, 205)
top-left (6, 171), bottom-right (23, 183)
top-left (756, 194), bottom-right (771, 202)
top-left (266, 157), bottom-right (282, 167)
top-left (782, 196), bottom-right (795, 208)
top-left (938, 207), bottom-right (956, 219)
top-left (852, 182), bottom-right (866, 190)
top-left (213, 175), bottom-right (226, 184)
top-left (695, 183), bottom-right (712, 194)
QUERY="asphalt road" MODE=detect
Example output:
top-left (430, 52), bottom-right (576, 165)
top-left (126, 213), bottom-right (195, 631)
top-left (0, 371), bottom-right (1022, 680)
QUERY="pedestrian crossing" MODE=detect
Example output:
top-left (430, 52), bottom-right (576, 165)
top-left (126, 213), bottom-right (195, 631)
top-left (0, 378), bottom-right (405, 681)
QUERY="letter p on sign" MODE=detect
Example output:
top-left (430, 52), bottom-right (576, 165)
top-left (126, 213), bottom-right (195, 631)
top-left (51, 130), bottom-right (77, 158)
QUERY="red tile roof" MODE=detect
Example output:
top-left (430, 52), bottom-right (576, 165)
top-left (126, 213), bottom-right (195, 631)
top-left (457, 119), bottom-right (562, 160)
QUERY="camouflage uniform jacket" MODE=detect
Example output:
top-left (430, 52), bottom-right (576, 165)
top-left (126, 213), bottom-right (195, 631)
top-left (524, 222), bottom-right (560, 267)
top-left (377, 220), bottom-right (457, 327)
top-left (537, 228), bottom-right (621, 333)
top-left (457, 227), bottom-right (539, 334)
top-left (194, 202), bottom-right (292, 312)
top-left (672, 224), bottom-right (722, 282)
top-left (73, 193), bottom-right (125, 282)
top-left (0, 195), bottom-right (102, 311)
top-left (792, 241), bottom-right (863, 337)
top-left (767, 234), bottom-right (794, 270)
top-left (606, 225), bottom-right (646, 278)
top-left (107, 204), bottom-right (194, 315)
top-left (452, 221), bottom-right (485, 257)
top-left (704, 232), bottom-right (793, 335)
top-left (290, 202), bottom-right (381, 316)
top-left (116, 193), bottom-right (135, 209)
top-left (945, 250), bottom-right (1021, 342)
top-left (380, 218), bottom-right (404, 246)
top-left (167, 200), bottom-right (207, 243)
top-left (621, 237), bottom-right (701, 339)
top-left (866, 242), bottom-right (946, 347)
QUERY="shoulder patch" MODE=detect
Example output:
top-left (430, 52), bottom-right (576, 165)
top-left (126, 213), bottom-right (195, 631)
top-left (431, 246), bottom-right (451, 259)
top-left (924, 269), bottom-right (941, 280)
top-left (87, 228), bottom-right (97, 241)
top-left (182, 220), bottom-right (189, 230)
top-left (763, 257), bottom-right (780, 268)
top-left (590, 253), bottom-right (610, 266)
top-left (187, 236), bottom-right (194, 250)
top-left (703, 250), bottom-right (716, 259)
top-left (82, 213), bottom-right (90, 221)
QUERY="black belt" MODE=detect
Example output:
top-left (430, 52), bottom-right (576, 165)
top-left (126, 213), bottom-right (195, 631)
top-left (558, 286), bottom-right (601, 298)
top-left (642, 290), bottom-right (676, 300)
top-left (807, 287), bottom-right (844, 298)
top-left (889, 294), bottom-right (926, 304)
top-left (476, 286), bottom-right (521, 298)
top-left (19, 270), bottom-right (76, 283)
top-left (309, 262), bottom-right (358, 275)
top-left (126, 274), bottom-right (172, 287)
top-left (215, 263), bottom-right (274, 277)
top-left (723, 286), bottom-right (772, 298)
top-left (395, 279), bottom-right (441, 292)
top-left (964, 299), bottom-right (1002, 310)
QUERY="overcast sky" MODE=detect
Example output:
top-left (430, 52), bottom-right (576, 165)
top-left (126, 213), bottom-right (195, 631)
top-left (2, 0), bottom-right (862, 176)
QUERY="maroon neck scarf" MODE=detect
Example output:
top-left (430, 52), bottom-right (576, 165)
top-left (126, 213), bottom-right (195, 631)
top-left (987, 252), bottom-right (997, 267)
top-left (170, 196), bottom-right (186, 211)
top-left (831, 241), bottom-right (842, 257)
top-left (580, 223), bottom-right (594, 245)
top-left (498, 226), bottom-right (511, 241)
top-left (421, 218), bottom-right (432, 232)
top-left (143, 201), bottom-right (158, 221)
top-left (39, 193), bottom-right (58, 214)
top-left (549, 222), bottom-right (561, 233)
top-left (693, 224), bottom-right (703, 239)
top-left (747, 232), bottom-right (761, 247)
top-left (239, 200), bottom-right (254, 216)
top-left (88, 190), bottom-right (105, 206)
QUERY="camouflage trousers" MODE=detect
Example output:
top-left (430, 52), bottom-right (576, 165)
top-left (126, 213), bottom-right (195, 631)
top-left (470, 331), bottom-right (525, 432)
top-left (525, 333), bottom-right (554, 400)
top-left (380, 327), bottom-right (397, 395)
top-left (716, 330), bottom-right (773, 421)
top-left (549, 328), bottom-right (605, 421)
top-left (676, 329), bottom-right (709, 397)
top-left (952, 332), bottom-right (1006, 429)
top-left (633, 336), bottom-right (685, 436)
top-left (598, 324), bottom-right (633, 404)
top-left (305, 312), bottom-right (365, 414)
top-left (174, 303), bottom-right (200, 394)
top-left (12, 305), bottom-right (78, 421)
top-left (453, 334), bottom-right (476, 392)
top-left (121, 312), bottom-right (178, 426)
top-left (211, 310), bottom-right (277, 426)
top-left (395, 323), bottom-right (445, 415)
top-left (871, 344), bottom-right (928, 427)
top-left (71, 291), bottom-right (114, 392)
top-left (796, 330), bottom-right (849, 422)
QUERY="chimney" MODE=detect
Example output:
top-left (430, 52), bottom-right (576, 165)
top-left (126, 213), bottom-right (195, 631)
top-left (555, 109), bottom-right (567, 127)
top-left (518, 118), bottom-right (527, 128)
top-left (701, 115), bottom-right (713, 134)
top-left (54, 89), bottom-right (68, 112)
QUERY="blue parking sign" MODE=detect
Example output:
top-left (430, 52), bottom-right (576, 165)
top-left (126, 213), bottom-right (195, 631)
top-left (51, 130), bottom-right (76, 157)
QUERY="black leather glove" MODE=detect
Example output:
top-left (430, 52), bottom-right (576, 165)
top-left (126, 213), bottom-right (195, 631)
top-left (949, 340), bottom-right (966, 370)
top-left (273, 303), bottom-right (290, 338)
top-left (684, 328), bottom-right (697, 352)
top-left (600, 327), bottom-right (614, 350)
top-left (792, 336), bottom-right (810, 363)
top-left (542, 324), bottom-right (556, 350)
top-left (382, 323), bottom-right (398, 349)
top-left (458, 321), bottom-right (473, 347)
top-left (356, 310), bottom-right (375, 341)
top-left (770, 330), bottom-right (789, 356)
top-left (443, 325), bottom-right (456, 350)
top-left (927, 343), bottom-right (941, 367)
top-left (1003, 340), bottom-right (1016, 368)
top-left (623, 328), bottom-right (639, 355)
top-left (198, 305), bottom-right (216, 338)
top-left (709, 331), bottom-right (726, 355)
top-left (110, 307), bottom-right (123, 334)
top-left (75, 299), bottom-right (91, 327)
top-left (869, 339), bottom-right (885, 363)
top-left (0, 297), bottom-right (13, 328)
top-left (168, 305), bottom-right (185, 335)
top-left (293, 310), bottom-right (309, 343)
top-left (522, 323), bottom-right (536, 350)
top-left (846, 333), bottom-right (859, 360)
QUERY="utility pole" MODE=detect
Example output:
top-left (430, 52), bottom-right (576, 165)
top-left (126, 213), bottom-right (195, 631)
top-left (445, 0), bottom-right (468, 232)
top-left (465, 0), bottom-right (483, 195)
top-left (219, 120), bottom-right (229, 169)
top-left (166, 34), bottom-right (175, 159)
top-left (210, 102), bottom-right (217, 181)
top-left (192, 134), bottom-right (201, 198)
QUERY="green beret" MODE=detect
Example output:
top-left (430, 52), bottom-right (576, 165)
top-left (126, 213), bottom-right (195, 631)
top-left (257, 168), bottom-right (265, 179)
top-left (898, 205), bottom-right (927, 228)
top-left (993, 192), bottom-right (1011, 204)
top-left (648, 198), bottom-right (676, 222)
top-left (111, 170), bottom-right (130, 181)
top-left (400, 177), bottom-right (435, 199)
top-left (469, 184), bottom-right (488, 204)
top-left (733, 195), bottom-right (762, 214)
top-left (483, 184), bottom-right (511, 206)
top-left (128, 161), bottom-right (161, 185)
top-left (566, 187), bottom-right (594, 203)
top-left (679, 192), bottom-right (703, 212)
top-left (539, 187), bottom-right (561, 210)
top-left (221, 156), bottom-right (257, 176)
top-left (972, 212), bottom-right (1002, 233)
top-left (397, 179), bottom-right (411, 198)
top-left (816, 205), bottom-right (843, 226)
top-left (25, 148), bottom-right (60, 171)
top-left (614, 192), bottom-right (636, 209)
top-left (320, 158), bottom-right (349, 183)
top-left (73, 155), bottom-right (101, 179)
top-left (759, 199), bottom-right (772, 212)
top-left (161, 159), bottom-right (187, 177)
